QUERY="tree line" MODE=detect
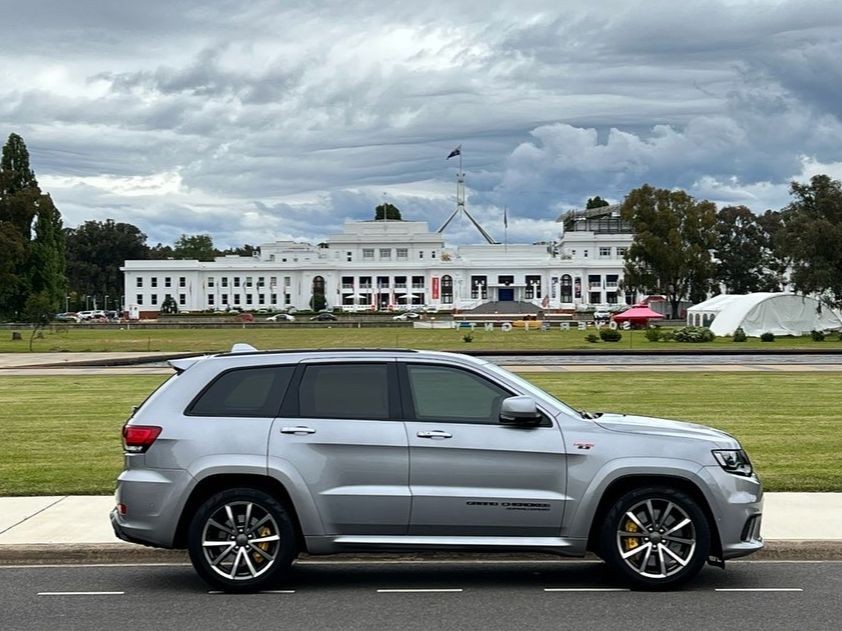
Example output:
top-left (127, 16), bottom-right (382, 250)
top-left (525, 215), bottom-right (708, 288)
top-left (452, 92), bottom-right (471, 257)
top-left (2, 131), bottom-right (842, 320)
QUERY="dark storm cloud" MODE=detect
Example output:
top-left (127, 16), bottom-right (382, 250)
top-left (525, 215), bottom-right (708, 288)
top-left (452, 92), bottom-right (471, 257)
top-left (1, 0), bottom-right (841, 247)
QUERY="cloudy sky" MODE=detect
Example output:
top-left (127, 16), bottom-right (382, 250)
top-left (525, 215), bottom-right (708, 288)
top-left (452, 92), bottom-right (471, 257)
top-left (2, 0), bottom-right (842, 248)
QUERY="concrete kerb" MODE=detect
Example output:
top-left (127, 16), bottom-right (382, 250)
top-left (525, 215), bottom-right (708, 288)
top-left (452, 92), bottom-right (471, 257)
top-left (2, 542), bottom-right (841, 566)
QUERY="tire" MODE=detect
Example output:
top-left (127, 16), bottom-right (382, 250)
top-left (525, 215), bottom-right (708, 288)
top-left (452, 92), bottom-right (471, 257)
top-left (187, 488), bottom-right (297, 592)
top-left (599, 486), bottom-right (711, 590)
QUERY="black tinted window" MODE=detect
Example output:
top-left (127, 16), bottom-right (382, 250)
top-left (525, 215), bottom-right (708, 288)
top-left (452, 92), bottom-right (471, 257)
top-left (406, 364), bottom-right (509, 424)
top-left (298, 364), bottom-right (389, 420)
top-left (189, 366), bottom-right (294, 417)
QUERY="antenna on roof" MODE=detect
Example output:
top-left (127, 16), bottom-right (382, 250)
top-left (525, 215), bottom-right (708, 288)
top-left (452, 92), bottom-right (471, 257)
top-left (437, 146), bottom-right (497, 244)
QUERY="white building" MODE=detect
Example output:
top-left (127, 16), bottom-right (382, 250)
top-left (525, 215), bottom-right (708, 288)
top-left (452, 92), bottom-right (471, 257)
top-left (121, 205), bottom-right (635, 315)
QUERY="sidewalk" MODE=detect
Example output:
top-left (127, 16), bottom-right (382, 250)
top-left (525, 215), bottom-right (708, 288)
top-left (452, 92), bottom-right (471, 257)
top-left (1, 494), bottom-right (841, 563)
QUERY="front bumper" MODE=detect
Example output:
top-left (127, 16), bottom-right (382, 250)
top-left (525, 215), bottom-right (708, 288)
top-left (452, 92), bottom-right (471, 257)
top-left (700, 465), bottom-right (764, 560)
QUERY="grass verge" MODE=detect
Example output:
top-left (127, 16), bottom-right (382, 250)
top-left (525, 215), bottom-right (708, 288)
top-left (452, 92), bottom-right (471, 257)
top-left (0, 372), bottom-right (838, 495)
top-left (2, 325), bottom-right (841, 353)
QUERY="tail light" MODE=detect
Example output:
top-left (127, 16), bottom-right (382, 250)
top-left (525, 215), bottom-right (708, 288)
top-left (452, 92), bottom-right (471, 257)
top-left (122, 425), bottom-right (162, 453)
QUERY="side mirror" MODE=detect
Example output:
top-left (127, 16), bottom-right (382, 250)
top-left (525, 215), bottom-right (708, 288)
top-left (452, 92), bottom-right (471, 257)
top-left (499, 396), bottom-right (542, 427)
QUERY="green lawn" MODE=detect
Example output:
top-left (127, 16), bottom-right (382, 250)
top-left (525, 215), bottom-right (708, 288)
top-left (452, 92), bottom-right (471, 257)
top-left (2, 325), bottom-right (840, 353)
top-left (0, 372), bottom-right (838, 496)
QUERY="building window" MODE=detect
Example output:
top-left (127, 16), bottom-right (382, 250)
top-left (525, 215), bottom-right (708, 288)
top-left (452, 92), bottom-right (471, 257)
top-left (379, 248), bottom-right (391, 260)
top-left (245, 276), bottom-right (253, 287)
top-left (589, 291), bottom-right (601, 304)
top-left (258, 294), bottom-right (265, 305)
top-left (234, 295), bottom-right (241, 305)
top-left (284, 294), bottom-right (291, 305)
top-left (441, 275), bottom-right (453, 304)
top-left (221, 294), bottom-right (229, 305)
top-left (246, 294), bottom-right (253, 305)
top-left (136, 277), bottom-right (143, 288)
top-left (617, 247), bottom-right (628, 258)
top-left (208, 294), bottom-right (215, 305)
top-left (560, 275), bottom-right (573, 303)
top-left (396, 248), bottom-right (408, 260)
top-left (257, 277), bottom-right (265, 288)
top-left (136, 294), bottom-right (143, 305)
top-left (599, 247), bottom-right (611, 257)
top-left (222, 277), bottom-right (229, 288)
top-left (583, 250), bottom-right (589, 258)
top-left (471, 276), bottom-right (488, 299)
top-left (284, 276), bottom-right (291, 287)
top-left (151, 294), bottom-right (158, 306)
top-left (431, 251), bottom-right (436, 258)
top-left (179, 277), bottom-right (186, 287)
top-left (346, 251), bottom-right (353, 262)
top-left (271, 293), bottom-right (278, 304)
top-left (179, 294), bottom-right (186, 306)
top-left (363, 248), bottom-right (374, 260)
top-left (525, 275), bottom-right (542, 299)
top-left (234, 277), bottom-right (241, 288)
top-left (165, 277), bottom-right (172, 288)
top-left (150, 277), bottom-right (158, 288)
top-left (411, 276), bottom-right (424, 289)
top-left (207, 277), bottom-right (214, 288)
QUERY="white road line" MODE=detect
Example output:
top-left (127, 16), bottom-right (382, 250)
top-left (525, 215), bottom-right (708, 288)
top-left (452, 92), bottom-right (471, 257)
top-left (544, 588), bottom-right (630, 592)
top-left (37, 591), bottom-right (125, 596)
top-left (715, 588), bottom-right (803, 592)
top-left (377, 588), bottom-right (463, 593)
top-left (259, 590), bottom-right (296, 594)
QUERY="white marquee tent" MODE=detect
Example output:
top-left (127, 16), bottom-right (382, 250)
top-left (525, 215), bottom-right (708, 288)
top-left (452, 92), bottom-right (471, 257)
top-left (686, 293), bottom-right (842, 337)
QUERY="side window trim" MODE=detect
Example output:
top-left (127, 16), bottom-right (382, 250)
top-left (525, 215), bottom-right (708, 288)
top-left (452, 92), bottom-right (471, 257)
top-left (397, 362), bottom-right (553, 427)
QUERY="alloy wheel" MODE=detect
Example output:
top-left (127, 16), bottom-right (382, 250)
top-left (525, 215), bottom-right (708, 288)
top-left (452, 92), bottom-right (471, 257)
top-left (201, 501), bottom-right (282, 581)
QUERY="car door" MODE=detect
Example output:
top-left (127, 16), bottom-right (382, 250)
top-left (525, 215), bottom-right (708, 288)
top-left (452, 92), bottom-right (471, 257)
top-left (268, 360), bottom-right (410, 535)
top-left (400, 362), bottom-right (568, 537)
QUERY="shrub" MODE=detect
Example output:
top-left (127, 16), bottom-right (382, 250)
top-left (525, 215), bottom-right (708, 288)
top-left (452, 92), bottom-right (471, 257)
top-left (760, 332), bottom-right (775, 342)
top-left (585, 333), bottom-right (600, 343)
top-left (672, 326), bottom-right (715, 343)
top-left (810, 330), bottom-right (826, 342)
top-left (732, 328), bottom-right (747, 343)
top-left (599, 328), bottom-right (622, 342)
top-left (645, 327), bottom-right (662, 342)
top-left (661, 330), bottom-right (675, 342)
top-left (462, 333), bottom-right (473, 343)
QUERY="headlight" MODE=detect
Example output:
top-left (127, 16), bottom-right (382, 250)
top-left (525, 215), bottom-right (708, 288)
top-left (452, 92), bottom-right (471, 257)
top-left (712, 449), bottom-right (753, 477)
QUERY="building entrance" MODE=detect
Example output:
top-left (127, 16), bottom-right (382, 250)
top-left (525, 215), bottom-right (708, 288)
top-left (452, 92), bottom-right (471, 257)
top-left (498, 288), bottom-right (514, 301)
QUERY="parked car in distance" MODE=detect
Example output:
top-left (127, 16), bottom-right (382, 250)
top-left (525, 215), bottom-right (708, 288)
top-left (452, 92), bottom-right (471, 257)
top-left (593, 309), bottom-right (611, 321)
top-left (266, 314), bottom-right (295, 322)
top-left (55, 312), bottom-right (80, 322)
top-left (392, 312), bottom-right (421, 321)
top-left (113, 346), bottom-right (763, 593)
top-left (310, 312), bottom-right (338, 321)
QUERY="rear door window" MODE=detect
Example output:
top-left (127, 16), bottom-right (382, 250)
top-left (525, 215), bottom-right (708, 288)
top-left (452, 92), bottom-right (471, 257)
top-left (297, 363), bottom-right (390, 420)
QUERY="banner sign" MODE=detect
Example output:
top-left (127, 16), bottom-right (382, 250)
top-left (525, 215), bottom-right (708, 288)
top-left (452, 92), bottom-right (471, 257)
top-left (431, 277), bottom-right (440, 300)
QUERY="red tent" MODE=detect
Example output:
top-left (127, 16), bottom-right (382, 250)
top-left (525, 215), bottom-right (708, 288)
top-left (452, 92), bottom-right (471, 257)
top-left (612, 305), bottom-right (665, 325)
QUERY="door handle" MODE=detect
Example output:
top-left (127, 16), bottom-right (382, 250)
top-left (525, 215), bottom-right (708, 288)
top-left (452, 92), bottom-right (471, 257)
top-left (416, 430), bottom-right (452, 439)
top-left (280, 426), bottom-right (316, 435)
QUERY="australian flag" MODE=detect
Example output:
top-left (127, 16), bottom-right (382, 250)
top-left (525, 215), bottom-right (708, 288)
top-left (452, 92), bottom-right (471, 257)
top-left (446, 145), bottom-right (461, 160)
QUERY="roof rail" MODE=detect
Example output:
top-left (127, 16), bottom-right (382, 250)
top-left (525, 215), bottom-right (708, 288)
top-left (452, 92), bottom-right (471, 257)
top-left (216, 347), bottom-right (419, 358)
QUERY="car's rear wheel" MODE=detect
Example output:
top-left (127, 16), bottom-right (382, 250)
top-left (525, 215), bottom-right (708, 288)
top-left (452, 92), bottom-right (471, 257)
top-left (599, 486), bottom-right (710, 590)
top-left (188, 488), bottom-right (296, 592)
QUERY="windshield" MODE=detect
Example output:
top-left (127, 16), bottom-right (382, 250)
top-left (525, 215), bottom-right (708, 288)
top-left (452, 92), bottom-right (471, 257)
top-left (483, 362), bottom-right (581, 418)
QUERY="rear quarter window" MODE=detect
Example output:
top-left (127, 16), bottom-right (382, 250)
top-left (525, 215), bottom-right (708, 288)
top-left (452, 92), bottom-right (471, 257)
top-left (187, 365), bottom-right (294, 417)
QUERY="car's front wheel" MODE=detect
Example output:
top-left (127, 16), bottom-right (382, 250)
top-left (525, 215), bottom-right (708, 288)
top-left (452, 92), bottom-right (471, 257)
top-left (188, 488), bottom-right (297, 592)
top-left (599, 486), bottom-right (711, 590)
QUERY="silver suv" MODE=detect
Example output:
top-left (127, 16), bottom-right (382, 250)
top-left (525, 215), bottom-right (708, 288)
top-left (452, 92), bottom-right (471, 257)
top-left (112, 346), bottom-right (763, 591)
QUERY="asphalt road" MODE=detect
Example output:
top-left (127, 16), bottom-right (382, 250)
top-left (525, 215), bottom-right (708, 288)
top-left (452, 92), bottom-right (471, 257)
top-left (3, 560), bottom-right (839, 631)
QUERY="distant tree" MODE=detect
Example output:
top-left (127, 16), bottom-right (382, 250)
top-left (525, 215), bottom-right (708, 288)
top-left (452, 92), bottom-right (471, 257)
top-left (148, 243), bottom-right (174, 258)
top-left (0, 133), bottom-right (66, 319)
top-left (216, 244), bottom-right (258, 257)
top-left (172, 234), bottom-right (215, 261)
top-left (65, 219), bottom-right (149, 310)
top-left (779, 174), bottom-right (842, 308)
top-left (714, 206), bottom-right (783, 293)
top-left (309, 293), bottom-right (327, 312)
top-left (375, 203), bottom-right (402, 220)
top-left (621, 185), bottom-right (717, 318)
top-left (159, 295), bottom-right (179, 315)
top-left (586, 196), bottom-right (610, 209)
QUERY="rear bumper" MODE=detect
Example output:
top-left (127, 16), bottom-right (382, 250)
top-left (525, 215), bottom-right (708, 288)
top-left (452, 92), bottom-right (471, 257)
top-left (112, 466), bottom-right (193, 548)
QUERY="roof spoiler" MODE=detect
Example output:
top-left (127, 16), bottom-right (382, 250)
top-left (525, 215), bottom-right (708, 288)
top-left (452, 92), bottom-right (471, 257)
top-left (168, 356), bottom-right (207, 374)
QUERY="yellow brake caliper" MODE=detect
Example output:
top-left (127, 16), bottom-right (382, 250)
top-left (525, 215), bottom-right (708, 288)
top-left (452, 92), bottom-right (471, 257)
top-left (252, 526), bottom-right (272, 564)
top-left (623, 519), bottom-right (641, 551)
